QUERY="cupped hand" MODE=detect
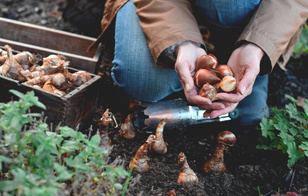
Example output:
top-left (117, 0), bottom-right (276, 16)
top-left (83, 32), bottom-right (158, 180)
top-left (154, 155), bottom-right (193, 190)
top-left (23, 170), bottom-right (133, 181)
top-left (205, 42), bottom-right (264, 118)
top-left (174, 41), bottom-right (225, 111)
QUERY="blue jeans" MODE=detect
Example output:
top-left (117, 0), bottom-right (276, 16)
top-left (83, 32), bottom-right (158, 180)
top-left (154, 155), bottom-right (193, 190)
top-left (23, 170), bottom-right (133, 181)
top-left (111, 0), bottom-right (269, 126)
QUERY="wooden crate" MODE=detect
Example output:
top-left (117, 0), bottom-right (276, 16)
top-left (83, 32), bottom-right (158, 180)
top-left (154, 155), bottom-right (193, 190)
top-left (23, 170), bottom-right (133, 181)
top-left (0, 16), bottom-right (103, 130)
top-left (0, 17), bottom-right (101, 73)
top-left (0, 66), bottom-right (101, 131)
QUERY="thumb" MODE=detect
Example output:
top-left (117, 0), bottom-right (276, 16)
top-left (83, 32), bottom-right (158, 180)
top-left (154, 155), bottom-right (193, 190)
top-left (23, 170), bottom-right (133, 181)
top-left (175, 64), bottom-right (195, 93)
top-left (238, 71), bottom-right (256, 95)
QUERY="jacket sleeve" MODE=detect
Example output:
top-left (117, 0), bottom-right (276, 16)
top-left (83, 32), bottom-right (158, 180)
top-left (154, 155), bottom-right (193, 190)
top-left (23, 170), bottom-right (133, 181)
top-left (133, 0), bottom-right (205, 67)
top-left (237, 0), bottom-right (308, 75)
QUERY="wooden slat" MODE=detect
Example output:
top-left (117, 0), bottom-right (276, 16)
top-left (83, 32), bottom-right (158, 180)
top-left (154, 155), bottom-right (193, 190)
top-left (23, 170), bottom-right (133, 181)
top-left (64, 74), bottom-right (101, 129)
top-left (0, 38), bottom-right (99, 73)
top-left (1, 68), bottom-right (101, 131)
top-left (0, 17), bottom-right (97, 58)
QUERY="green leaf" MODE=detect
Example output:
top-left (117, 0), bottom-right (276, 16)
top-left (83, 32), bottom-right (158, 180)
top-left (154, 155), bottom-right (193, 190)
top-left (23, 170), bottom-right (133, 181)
top-left (78, 146), bottom-right (93, 158)
top-left (287, 142), bottom-right (304, 168)
top-left (114, 167), bottom-right (129, 178)
top-left (25, 173), bottom-right (41, 186)
top-left (303, 99), bottom-right (308, 115)
top-left (302, 129), bottom-right (308, 139)
top-left (256, 144), bottom-right (271, 150)
top-left (299, 141), bottom-right (308, 156)
top-left (9, 89), bottom-right (25, 100)
top-left (274, 121), bottom-right (288, 132)
top-left (0, 155), bottom-right (11, 170)
top-left (285, 102), bottom-right (307, 124)
top-left (25, 91), bottom-right (46, 110)
top-left (0, 180), bottom-right (18, 191)
top-left (61, 140), bottom-right (80, 154)
top-left (54, 163), bottom-right (73, 181)
top-left (65, 156), bottom-right (90, 171)
top-left (76, 131), bottom-right (86, 141)
top-left (288, 126), bottom-right (298, 136)
top-left (36, 142), bottom-right (58, 159)
top-left (300, 27), bottom-right (308, 45)
top-left (60, 127), bottom-right (78, 138)
top-left (260, 118), bottom-right (275, 139)
top-left (89, 134), bottom-right (101, 149)
top-left (11, 167), bottom-right (27, 183)
top-left (293, 41), bottom-right (303, 53)
top-left (285, 94), bottom-right (298, 104)
top-left (279, 131), bottom-right (294, 146)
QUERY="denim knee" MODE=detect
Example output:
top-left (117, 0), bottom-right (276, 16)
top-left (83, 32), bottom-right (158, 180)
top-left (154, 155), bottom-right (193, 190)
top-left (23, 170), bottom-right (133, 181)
top-left (111, 0), bottom-right (182, 102)
top-left (236, 75), bottom-right (269, 126)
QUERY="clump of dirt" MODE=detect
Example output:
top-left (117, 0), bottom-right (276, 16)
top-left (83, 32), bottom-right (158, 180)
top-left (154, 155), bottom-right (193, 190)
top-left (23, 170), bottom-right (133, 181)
top-left (1, 1), bottom-right (308, 196)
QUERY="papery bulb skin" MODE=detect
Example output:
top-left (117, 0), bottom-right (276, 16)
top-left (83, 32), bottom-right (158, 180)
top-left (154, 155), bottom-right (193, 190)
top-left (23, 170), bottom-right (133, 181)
top-left (215, 64), bottom-right (235, 78)
top-left (99, 109), bottom-right (118, 132)
top-left (149, 119), bottom-right (168, 154)
top-left (14, 51), bottom-right (34, 70)
top-left (194, 68), bottom-right (221, 88)
top-left (203, 131), bottom-right (236, 173)
top-left (198, 83), bottom-right (218, 101)
top-left (50, 73), bottom-right (68, 89)
top-left (129, 135), bottom-right (153, 173)
top-left (218, 76), bottom-right (237, 92)
top-left (177, 152), bottom-right (199, 184)
top-left (42, 79), bottom-right (56, 93)
top-left (119, 114), bottom-right (136, 140)
top-left (2, 45), bottom-right (29, 82)
top-left (196, 54), bottom-right (218, 71)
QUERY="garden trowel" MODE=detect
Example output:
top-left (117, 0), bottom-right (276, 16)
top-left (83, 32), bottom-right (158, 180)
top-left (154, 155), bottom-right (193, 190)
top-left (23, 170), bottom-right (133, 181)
top-left (133, 98), bottom-right (239, 132)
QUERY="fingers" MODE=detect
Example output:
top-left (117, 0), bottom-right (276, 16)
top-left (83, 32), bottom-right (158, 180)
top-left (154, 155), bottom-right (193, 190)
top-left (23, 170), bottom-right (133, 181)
top-left (197, 101), bottom-right (225, 110)
top-left (215, 69), bottom-right (255, 103)
top-left (203, 102), bottom-right (238, 119)
top-left (186, 93), bottom-right (212, 107)
top-left (177, 65), bottom-right (194, 93)
top-left (237, 68), bottom-right (256, 96)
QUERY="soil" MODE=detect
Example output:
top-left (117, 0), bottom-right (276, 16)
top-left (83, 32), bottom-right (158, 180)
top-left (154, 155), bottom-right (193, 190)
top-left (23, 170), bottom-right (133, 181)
top-left (1, 1), bottom-right (308, 196)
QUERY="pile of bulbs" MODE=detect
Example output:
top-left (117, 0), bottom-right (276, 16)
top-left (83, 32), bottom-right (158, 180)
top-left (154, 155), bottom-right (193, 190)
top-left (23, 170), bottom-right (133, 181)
top-left (194, 54), bottom-right (237, 101)
top-left (126, 118), bottom-right (236, 186)
top-left (0, 44), bottom-right (92, 96)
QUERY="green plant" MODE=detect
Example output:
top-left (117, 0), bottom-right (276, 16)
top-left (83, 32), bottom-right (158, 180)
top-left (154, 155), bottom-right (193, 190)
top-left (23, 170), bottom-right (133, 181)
top-left (257, 95), bottom-right (308, 168)
top-left (0, 90), bottom-right (129, 196)
top-left (293, 20), bottom-right (308, 55)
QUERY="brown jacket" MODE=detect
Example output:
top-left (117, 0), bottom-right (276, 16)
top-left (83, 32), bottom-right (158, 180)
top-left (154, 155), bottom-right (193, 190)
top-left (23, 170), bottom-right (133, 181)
top-left (93, 0), bottom-right (308, 75)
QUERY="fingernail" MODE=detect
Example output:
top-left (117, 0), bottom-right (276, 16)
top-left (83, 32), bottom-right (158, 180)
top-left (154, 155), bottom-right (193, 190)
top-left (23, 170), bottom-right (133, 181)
top-left (219, 105), bottom-right (225, 109)
top-left (240, 86), bottom-right (246, 95)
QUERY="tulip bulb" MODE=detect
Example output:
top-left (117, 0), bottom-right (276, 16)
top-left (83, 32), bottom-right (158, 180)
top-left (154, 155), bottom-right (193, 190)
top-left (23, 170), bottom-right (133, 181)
top-left (194, 68), bottom-right (221, 88)
top-left (198, 83), bottom-right (218, 101)
top-left (215, 64), bottom-right (235, 78)
top-left (218, 76), bottom-right (237, 92)
top-left (99, 109), bottom-right (118, 132)
top-left (203, 131), bottom-right (236, 173)
top-left (119, 114), bottom-right (136, 140)
top-left (177, 152), bottom-right (199, 184)
top-left (2, 45), bottom-right (30, 82)
top-left (149, 119), bottom-right (168, 154)
top-left (196, 54), bottom-right (218, 71)
top-left (14, 51), bottom-right (34, 70)
top-left (129, 135), bottom-right (153, 173)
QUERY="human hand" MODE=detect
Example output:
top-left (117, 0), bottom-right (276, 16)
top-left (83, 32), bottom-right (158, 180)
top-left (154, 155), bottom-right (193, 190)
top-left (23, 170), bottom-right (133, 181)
top-left (204, 42), bottom-right (264, 118)
top-left (174, 41), bottom-right (225, 110)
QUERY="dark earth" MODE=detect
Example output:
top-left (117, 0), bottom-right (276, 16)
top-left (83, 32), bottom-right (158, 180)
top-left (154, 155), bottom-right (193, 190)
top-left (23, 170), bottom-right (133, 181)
top-left (1, 0), bottom-right (308, 195)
